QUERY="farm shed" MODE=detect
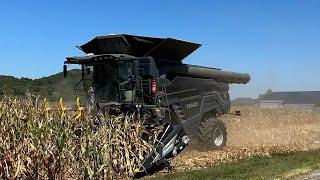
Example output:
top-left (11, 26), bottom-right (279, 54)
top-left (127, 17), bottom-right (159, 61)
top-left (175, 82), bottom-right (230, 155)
top-left (259, 91), bottom-right (320, 110)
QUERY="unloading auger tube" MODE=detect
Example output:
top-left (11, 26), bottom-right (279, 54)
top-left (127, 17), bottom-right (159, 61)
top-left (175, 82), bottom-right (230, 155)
top-left (167, 64), bottom-right (250, 84)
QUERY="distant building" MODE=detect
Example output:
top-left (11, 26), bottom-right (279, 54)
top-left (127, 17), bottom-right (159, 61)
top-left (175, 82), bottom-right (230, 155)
top-left (259, 91), bottom-right (320, 110)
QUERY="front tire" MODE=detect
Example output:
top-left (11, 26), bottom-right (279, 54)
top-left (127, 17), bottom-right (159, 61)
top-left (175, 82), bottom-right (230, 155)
top-left (198, 119), bottom-right (227, 150)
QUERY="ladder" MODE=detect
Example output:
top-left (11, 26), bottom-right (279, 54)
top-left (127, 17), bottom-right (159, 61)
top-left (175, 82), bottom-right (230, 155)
top-left (156, 84), bottom-right (169, 109)
top-left (172, 104), bottom-right (187, 123)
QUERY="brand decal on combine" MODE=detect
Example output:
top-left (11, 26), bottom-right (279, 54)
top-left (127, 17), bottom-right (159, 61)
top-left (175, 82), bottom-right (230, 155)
top-left (186, 102), bottom-right (199, 109)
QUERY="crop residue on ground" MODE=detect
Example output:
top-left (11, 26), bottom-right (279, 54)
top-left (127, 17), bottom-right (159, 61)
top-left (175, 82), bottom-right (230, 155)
top-left (169, 106), bottom-right (320, 172)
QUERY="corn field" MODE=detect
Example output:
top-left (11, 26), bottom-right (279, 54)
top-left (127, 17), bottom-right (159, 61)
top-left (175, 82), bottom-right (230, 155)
top-left (1, 96), bottom-right (320, 179)
top-left (0, 95), bottom-right (156, 179)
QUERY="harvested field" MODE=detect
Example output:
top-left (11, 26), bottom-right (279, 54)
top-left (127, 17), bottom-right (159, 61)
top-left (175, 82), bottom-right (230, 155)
top-left (224, 106), bottom-right (320, 149)
top-left (170, 106), bottom-right (320, 172)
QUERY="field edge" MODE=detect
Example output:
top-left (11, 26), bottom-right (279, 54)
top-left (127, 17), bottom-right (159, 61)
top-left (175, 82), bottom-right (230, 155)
top-left (147, 149), bottom-right (320, 180)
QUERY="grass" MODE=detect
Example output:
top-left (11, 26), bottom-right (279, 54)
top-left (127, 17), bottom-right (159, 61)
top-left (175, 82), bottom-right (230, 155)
top-left (148, 149), bottom-right (320, 180)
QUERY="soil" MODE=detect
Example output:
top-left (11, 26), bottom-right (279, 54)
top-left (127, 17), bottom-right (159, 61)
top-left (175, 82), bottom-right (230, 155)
top-left (224, 107), bottom-right (320, 150)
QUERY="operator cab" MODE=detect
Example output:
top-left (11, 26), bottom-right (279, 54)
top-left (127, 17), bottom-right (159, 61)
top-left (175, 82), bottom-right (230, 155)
top-left (64, 54), bottom-right (159, 110)
top-left (90, 59), bottom-right (135, 104)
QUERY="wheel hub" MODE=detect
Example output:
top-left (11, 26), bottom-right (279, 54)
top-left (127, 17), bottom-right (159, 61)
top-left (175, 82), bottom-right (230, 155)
top-left (213, 128), bottom-right (224, 147)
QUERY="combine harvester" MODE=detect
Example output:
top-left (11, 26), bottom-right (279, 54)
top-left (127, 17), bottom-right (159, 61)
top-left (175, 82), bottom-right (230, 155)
top-left (63, 34), bottom-right (250, 171)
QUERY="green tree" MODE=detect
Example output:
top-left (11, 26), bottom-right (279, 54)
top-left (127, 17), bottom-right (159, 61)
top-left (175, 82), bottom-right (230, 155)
top-left (2, 84), bottom-right (15, 95)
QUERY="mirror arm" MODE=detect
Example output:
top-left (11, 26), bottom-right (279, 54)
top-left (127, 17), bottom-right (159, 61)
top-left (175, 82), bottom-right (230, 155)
top-left (63, 65), bottom-right (67, 78)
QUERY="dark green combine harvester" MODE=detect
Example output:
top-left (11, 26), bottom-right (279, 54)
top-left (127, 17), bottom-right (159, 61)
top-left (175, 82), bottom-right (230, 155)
top-left (64, 34), bottom-right (250, 171)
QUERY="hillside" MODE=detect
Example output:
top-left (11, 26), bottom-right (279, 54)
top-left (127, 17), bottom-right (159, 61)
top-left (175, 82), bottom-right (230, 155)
top-left (0, 69), bottom-right (81, 101)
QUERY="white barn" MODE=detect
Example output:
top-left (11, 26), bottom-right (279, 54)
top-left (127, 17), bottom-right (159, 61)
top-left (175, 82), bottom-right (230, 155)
top-left (259, 91), bottom-right (320, 110)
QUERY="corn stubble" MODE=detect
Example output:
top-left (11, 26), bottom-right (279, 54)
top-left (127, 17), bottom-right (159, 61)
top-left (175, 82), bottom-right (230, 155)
top-left (0, 96), bottom-right (155, 179)
top-left (171, 106), bottom-right (320, 172)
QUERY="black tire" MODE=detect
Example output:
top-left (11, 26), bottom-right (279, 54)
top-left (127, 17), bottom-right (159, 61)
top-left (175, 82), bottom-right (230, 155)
top-left (197, 118), bottom-right (227, 150)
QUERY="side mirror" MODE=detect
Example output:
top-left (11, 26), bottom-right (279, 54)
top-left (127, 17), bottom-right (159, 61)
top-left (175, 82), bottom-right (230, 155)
top-left (63, 65), bottom-right (67, 78)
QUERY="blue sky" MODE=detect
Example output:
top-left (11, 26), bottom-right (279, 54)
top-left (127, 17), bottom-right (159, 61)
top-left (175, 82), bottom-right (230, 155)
top-left (0, 0), bottom-right (319, 99)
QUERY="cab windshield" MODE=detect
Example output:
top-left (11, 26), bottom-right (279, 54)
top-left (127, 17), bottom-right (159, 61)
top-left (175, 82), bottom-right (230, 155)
top-left (89, 60), bottom-right (135, 103)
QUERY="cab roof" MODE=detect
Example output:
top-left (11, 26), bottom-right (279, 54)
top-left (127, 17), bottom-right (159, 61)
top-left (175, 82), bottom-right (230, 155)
top-left (77, 34), bottom-right (201, 62)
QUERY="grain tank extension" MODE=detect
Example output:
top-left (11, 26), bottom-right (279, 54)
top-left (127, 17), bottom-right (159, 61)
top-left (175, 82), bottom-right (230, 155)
top-left (64, 34), bottom-right (250, 171)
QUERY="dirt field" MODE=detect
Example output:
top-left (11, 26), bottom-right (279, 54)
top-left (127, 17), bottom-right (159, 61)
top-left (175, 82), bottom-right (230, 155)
top-left (225, 106), bottom-right (320, 149)
top-left (170, 107), bottom-right (320, 172)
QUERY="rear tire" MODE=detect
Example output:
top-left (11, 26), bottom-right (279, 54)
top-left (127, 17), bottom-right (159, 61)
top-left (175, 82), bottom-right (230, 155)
top-left (197, 118), bottom-right (227, 150)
